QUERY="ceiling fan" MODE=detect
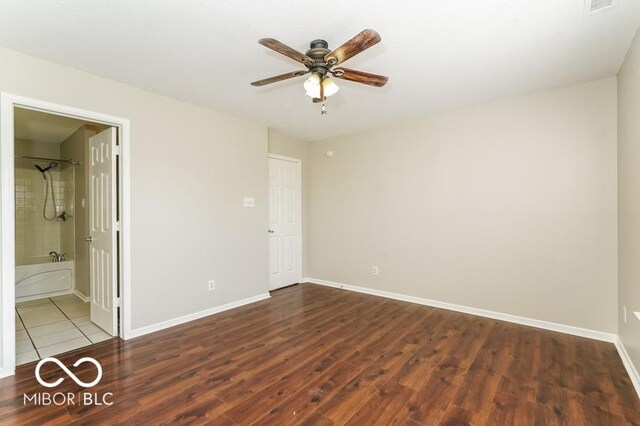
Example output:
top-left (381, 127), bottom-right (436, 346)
top-left (250, 29), bottom-right (388, 107)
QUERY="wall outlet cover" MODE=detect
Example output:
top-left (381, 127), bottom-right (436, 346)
top-left (208, 280), bottom-right (215, 291)
top-left (243, 197), bottom-right (256, 207)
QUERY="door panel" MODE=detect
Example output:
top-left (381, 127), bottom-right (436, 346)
top-left (268, 157), bottom-right (302, 290)
top-left (89, 128), bottom-right (118, 336)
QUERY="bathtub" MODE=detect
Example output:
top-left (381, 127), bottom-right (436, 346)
top-left (15, 257), bottom-right (75, 301)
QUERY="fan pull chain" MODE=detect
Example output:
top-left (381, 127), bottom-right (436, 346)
top-left (321, 103), bottom-right (327, 115)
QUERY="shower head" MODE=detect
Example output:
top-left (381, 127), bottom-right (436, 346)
top-left (34, 162), bottom-right (58, 175)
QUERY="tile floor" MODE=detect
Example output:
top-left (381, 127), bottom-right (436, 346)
top-left (15, 294), bottom-right (113, 365)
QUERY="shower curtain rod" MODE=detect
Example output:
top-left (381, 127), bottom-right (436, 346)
top-left (15, 155), bottom-right (80, 166)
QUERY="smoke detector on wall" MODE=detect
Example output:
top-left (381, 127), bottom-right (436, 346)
top-left (585, 0), bottom-right (614, 14)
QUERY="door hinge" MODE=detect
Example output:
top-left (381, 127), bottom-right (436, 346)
top-left (113, 145), bottom-right (121, 156)
top-left (115, 297), bottom-right (121, 308)
top-left (115, 220), bottom-right (120, 231)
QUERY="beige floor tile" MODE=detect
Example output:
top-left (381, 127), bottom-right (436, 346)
top-left (87, 331), bottom-right (113, 344)
top-left (16, 329), bottom-right (29, 341)
top-left (31, 328), bottom-right (85, 349)
top-left (71, 316), bottom-right (92, 326)
top-left (17, 302), bottom-right (56, 315)
top-left (16, 350), bottom-right (39, 366)
top-left (78, 323), bottom-right (104, 335)
top-left (60, 306), bottom-right (90, 319)
top-left (27, 319), bottom-right (76, 337)
top-left (38, 337), bottom-right (91, 358)
top-left (16, 298), bottom-right (50, 308)
top-left (20, 310), bottom-right (67, 328)
top-left (54, 299), bottom-right (84, 308)
top-left (16, 338), bottom-right (34, 354)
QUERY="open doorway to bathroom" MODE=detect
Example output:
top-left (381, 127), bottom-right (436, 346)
top-left (13, 108), bottom-right (119, 366)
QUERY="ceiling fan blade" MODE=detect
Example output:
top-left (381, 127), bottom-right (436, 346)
top-left (325, 29), bottom-right (381, 66)
top-left (332, 68), bottom-right (388, 87)
top-left (250, 70), bottom-right (309, 87)
top-left (259, 38), bottom-right (314, 65)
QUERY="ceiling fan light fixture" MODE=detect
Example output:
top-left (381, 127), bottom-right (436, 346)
top-left (322, 77), bottom-right (339, 97)
top-left (304, 74), bottom-right (321, 98)
top-left (304, 75), bottom-right (339, 99)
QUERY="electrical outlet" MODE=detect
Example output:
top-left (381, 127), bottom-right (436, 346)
top-left (208, 279), bottom-right (215, 291)
top-left (623, 306), bottom-right (627, 324)
top-left (372, 266), bottom-right (379, 276)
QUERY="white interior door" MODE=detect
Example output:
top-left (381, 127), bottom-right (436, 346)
top-left (268, 156), bottom-right (302, 290)
top-left (88, 128), bottom-right (118, 336)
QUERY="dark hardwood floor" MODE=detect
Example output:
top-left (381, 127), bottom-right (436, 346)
top-left (1, 284), bottom-right (639, 425)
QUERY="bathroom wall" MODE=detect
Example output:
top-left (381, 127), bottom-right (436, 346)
top-left (14, 138), bottom-right (59, 158)
top-left (60, 126), bottom-right (95, 298)
top-left (14, 138), bottom-right (74, 260)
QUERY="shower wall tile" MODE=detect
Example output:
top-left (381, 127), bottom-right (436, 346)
top-left (15, 166), bottom-right (74, 260)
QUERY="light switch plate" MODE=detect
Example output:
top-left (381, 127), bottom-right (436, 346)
top-left (243, 197), bottom-right (255, 207)
top-left (635, 311), bottom-right (640, 321)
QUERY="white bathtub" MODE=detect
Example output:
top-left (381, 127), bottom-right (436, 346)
top-left (16, 257), bottom-right (75, 301)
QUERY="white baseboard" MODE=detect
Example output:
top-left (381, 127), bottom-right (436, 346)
top-left (615, 337), bottom-right (640, 398)
top-left (306, 276), bottom-right (640, 398)
top-left (128, 293), bottom-right (271, 339)
top-left (73, 289), bottom-right (90, 302)
top-left (0, 367), bottom-right (13, 379)
top-left (304, 277), bottom-right (617, 343)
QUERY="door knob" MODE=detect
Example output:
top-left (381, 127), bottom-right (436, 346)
top-left (268, 230), bottom-right (274, 233)
top-left (85, 236), bottom-right (94, 243)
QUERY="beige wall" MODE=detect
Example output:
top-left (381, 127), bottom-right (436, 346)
top-left (0, 46), bottom-right (269, 371)
top-left (267, 129), bottom-right (309, 277)
top-left (307, 77), bottom-right (618, 333)
top-left (60, 126), bottom-right (95, 297)
top-left (14, 138), bottom-right (59, 158)
top-left (618, 29), bottom-right (640, 371)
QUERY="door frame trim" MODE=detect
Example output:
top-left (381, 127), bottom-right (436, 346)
top-left (267, 154), bottom-right (303, 290)
top-left (268, 153), bottom-right (302, 165)
top-left (0, 93), bottom-right (132, 378)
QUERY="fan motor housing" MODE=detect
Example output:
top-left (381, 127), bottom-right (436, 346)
top-left (306, 39), bottom-right (331, 75)
top-left (306, 39), bottom-right (330, 60)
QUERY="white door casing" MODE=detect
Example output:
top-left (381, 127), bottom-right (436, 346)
top-left (0, 93), bottom-right (131, 378)
top-left (268, 156), bottom-right (302, 290)
top-left (89, 128), bottom-right (118, 335)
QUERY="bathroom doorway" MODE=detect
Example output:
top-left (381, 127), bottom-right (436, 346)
top-left (0, 94), bottom-right (131, 376)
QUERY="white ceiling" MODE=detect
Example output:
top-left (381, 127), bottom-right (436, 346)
top-left (0, 0), bottom-right (638, 141)
top-left (14, 108), bottom-right (87, 144)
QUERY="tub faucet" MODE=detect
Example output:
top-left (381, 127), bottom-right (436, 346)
top-left (49, 251), bottom-right (65, 262)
